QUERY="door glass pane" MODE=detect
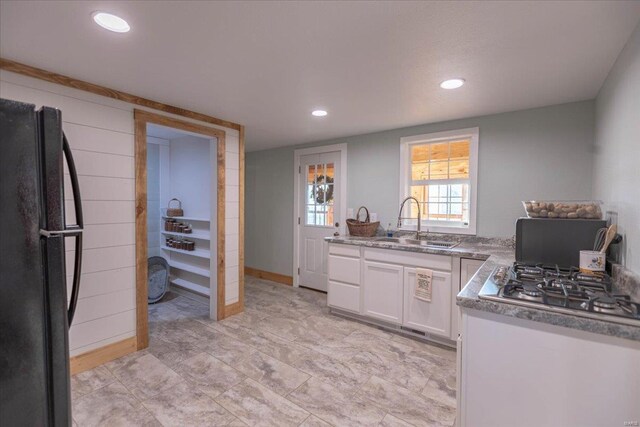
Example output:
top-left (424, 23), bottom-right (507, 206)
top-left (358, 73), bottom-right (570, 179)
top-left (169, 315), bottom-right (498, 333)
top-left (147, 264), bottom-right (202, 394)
top-left (307, 184), bottom-right (315, 202)
top-left (307, 165), bottom-right (316, 185)
top-left (305, 162), bottom-right (335, 226)
top-left (325, 163), bottom-right (335, 179)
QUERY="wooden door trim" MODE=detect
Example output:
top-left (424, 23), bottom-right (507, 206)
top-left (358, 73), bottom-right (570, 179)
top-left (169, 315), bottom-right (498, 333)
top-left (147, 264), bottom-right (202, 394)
top-left (238, 126), bottom-right (245, 312)
top-left (292, 143), bottom-right (348, 288)
top-left (245, 267), bottom-right (293, 286)
top-left (0, 57), bottom-right (241, 131)
top-left (134, 109), bottom-right (227, 351)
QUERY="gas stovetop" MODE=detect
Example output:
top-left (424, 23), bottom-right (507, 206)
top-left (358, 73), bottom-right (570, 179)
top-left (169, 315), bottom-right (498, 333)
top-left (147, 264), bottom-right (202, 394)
top-left (478, 262), bottom-right (640, 326)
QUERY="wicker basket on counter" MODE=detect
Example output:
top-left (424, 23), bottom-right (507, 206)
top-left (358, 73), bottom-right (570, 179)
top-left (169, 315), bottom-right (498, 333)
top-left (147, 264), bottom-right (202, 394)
top-left (346, 206), bottom-right (379, 237)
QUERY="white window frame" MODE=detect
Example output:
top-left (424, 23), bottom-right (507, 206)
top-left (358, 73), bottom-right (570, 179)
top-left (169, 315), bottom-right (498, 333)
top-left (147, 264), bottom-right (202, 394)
top-left (399, 127), bottom-right (479, 235)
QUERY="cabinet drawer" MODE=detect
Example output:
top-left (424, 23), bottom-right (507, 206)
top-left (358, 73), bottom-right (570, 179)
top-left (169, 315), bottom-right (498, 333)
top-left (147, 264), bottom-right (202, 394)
top-left (328, 243), bottom-right (361, 258)
top-left (328, 281), bottom-right (360, 313)
top-left (364, 248), bottom-right (451, 271)
top-left (328, 254), bottom-right (360, 285)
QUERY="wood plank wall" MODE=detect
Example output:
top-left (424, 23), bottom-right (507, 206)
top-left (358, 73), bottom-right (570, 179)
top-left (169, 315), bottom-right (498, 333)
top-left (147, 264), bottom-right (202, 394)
top-left (0, 68), bottom-right (244, 358)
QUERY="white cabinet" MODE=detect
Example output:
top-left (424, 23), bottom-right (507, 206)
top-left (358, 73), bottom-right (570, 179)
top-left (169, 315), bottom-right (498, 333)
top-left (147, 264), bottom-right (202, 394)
top-left (362, 261), bottom-right (404, 324)
top-left (327, 244), bottom-right (361, 313)
top-left (327, 243), bottom-right (455, 342)
top-left (403, 268), bottom-right (452, 337)
top-left (459, 309), bottom-right (640, 427)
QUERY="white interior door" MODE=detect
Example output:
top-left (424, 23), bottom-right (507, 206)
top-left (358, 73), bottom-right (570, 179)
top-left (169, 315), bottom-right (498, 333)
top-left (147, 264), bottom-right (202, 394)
top-left (298, 152), bottom-right (341, 291)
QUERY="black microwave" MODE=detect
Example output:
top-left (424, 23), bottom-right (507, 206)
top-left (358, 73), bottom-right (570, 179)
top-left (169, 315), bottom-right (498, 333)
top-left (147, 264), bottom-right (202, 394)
top-left (515, 218), bottom-right (607, 268)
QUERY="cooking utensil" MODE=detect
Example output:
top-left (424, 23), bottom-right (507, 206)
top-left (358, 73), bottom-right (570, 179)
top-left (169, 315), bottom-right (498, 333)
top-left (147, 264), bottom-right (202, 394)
top-left (600, 224), bottom-right (617, 254)
top-left (593, 227), bottom-right (607, 251)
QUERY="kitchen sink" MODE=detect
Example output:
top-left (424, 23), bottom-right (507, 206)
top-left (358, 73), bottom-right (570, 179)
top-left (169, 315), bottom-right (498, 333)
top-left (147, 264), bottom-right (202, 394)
top-left (403, 239), bottom-right (459, 248)
top-left (374, 237), bottom-right (458, 249)
top-left (374, 237), bottom-right (401, 243)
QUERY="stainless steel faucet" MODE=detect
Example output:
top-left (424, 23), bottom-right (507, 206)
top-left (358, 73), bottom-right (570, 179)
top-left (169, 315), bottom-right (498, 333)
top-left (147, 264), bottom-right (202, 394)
top-left (397, 196), bottom-right (427, 240)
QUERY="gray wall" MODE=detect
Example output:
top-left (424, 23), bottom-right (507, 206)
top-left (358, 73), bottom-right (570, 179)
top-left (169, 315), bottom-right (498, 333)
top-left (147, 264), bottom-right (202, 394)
top-left (246, 101), bottom-right (595, 276)
top-left (593, 21), bottom-right (640, 273)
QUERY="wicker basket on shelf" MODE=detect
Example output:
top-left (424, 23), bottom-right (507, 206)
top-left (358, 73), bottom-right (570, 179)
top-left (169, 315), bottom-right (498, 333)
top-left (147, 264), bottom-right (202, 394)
top-left (346, 206), bottom-right (379, 237)
top-left (166, 198), bottom-right (184, 217)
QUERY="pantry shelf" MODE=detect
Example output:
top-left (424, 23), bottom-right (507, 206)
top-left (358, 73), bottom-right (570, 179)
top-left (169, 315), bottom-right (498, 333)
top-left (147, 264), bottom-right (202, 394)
top-left (162, 215), bottom-right (210, 222)
top-left (169, 260), bottom-right (210, 277)
top-left (161, 230), bottom-right (210, 240)
top-left (170, 277), bottom-right (210, 297)
top-left (161, 245), bottom-right (210, 259)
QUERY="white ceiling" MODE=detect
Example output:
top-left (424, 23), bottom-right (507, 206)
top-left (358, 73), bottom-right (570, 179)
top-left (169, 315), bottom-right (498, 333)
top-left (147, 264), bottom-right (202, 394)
top-left (1, 1), bottom-right (639, 151)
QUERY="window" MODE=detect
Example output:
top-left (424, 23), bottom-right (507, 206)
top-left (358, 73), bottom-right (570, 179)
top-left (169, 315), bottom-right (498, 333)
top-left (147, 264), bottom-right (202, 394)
top-left (399, 128), bottom-right (478, 234)
top-left (305, 162), bottom-right (335, 226)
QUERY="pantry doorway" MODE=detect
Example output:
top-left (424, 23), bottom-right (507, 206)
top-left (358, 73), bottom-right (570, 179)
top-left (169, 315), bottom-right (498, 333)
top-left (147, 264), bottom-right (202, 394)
top-left (134, 110), bottom-right (226, 350)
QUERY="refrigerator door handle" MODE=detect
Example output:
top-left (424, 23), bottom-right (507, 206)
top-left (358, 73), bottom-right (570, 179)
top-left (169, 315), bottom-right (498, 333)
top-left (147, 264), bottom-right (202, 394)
top-left (39, 228), bottom-right (83, 237)
top-left (62, 133), bottom-right (84, 326)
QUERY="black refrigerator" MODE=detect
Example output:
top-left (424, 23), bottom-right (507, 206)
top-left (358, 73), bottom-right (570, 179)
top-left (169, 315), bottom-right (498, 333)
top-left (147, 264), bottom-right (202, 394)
top-left (0, 98), bottom-right (83, 426)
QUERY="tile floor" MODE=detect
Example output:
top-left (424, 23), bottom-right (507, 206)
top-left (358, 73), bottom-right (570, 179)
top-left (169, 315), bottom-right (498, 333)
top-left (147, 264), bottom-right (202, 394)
top-left (71, 276), bottom-right (457, 427)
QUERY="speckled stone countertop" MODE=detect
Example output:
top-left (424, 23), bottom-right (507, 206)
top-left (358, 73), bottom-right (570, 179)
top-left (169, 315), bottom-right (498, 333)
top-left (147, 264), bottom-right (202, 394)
top-left (326, 235), bottom-right (640, 342)
top-left (324, 235), bottom-right (509, 261)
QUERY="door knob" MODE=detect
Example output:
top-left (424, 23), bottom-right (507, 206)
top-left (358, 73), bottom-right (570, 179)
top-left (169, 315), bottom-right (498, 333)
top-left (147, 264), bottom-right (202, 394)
top-left (335, 222), bottom-right (339, 227)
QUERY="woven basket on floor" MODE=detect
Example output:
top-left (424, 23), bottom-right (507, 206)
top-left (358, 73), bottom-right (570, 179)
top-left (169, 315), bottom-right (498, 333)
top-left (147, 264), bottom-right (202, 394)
top-left (148, 256), bottom-right (169, 303)
top-left (346, 206), bottom-right (379, 237)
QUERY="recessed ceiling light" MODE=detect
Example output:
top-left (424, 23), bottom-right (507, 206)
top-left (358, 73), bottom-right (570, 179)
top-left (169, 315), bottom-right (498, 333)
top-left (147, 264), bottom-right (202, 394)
top-left (311, 110), bottom-right (328, 117)
top-left (440, 78), bottom-right (465, 89)
top-left (92, 12), bottom-right (130, 33)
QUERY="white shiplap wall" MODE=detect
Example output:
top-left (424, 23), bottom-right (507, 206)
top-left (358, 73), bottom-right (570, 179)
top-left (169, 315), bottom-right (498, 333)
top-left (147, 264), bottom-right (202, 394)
top-left (0, 70), bottom-right (241, 355)
top-left (225, 134), bottom-right (240, 305)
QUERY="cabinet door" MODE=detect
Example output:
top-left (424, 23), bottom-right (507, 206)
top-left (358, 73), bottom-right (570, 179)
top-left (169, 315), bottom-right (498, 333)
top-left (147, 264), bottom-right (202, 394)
top-left (403, 267), bottom-right (452, 337)
top-left (362, 261), bottom-right (403, 324)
